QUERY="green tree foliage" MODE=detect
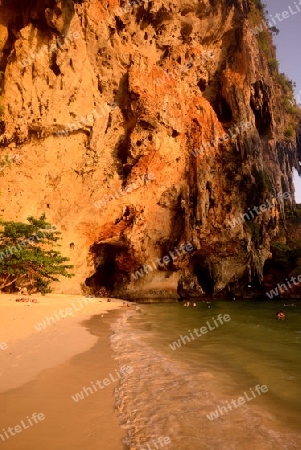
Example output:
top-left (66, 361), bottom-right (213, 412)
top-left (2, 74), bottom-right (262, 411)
top-left (0, 214), bottom-right (74, 293)
top-left (248, 2), bottom-right (300, 129)
top-left (268, 58), bottom-right (279, 73)
top-left (247, 222), bottom-right (260, 246)
top-left (276, 73), bottom-right (295, 95)
top-left (263, 170), bottom-right (273, 192)
top-left (252, 0), bottom-right (266, 13)
top-left (258, 31), bottom-right (269, 56)
top-left (284, 127), bottom-right (294, 138)
top-left (269, 26), bottom-right (279, 36)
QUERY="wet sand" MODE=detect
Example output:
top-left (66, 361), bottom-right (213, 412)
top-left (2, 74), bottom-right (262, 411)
top-left (0, 293), bottom-right (127, 391)
top-left (0, 294), bottom-right (132, 449)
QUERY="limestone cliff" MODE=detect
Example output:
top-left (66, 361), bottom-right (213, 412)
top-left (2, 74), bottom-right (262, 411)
top-left (0, 0), bottom-right (300, 298)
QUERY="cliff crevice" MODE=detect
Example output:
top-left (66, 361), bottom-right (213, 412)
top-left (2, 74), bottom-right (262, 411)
top-left (0, 0), bottom-right (300, 298)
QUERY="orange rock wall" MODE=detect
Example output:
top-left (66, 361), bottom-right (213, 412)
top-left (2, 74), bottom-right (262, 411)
top-left (0, 0), bottom-right (299, 298)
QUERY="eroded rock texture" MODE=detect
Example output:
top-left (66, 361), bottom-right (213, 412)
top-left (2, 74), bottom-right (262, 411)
top-left (0, 0), bottom-right (300, 298)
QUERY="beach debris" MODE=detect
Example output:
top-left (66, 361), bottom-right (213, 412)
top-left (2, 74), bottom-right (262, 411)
top-left (15, 297), bottom-right (38, 303)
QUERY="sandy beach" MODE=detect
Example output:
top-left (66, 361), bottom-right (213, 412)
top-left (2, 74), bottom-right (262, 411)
top-left (0, 293), bottom-right (132, 449)
top-left (0, 293), bottom-right (128, 392)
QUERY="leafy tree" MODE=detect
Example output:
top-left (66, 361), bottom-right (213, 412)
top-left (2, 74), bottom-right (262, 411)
top-left (277, 73), bottom-right (295, 94)
top-left (253, 0), bottom-right (266, 13)
top-left (269, 26), bottom-right (279, 36)
top-left (268, 58), bottom-right (279, 73)
top-left (0, 214), bottom-right (74, 293)
top-left (284, 127), bottom-right (294, 138)
top-left (258, 31), bottom-right (269, 56)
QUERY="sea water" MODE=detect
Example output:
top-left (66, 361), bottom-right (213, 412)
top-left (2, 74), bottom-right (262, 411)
top-left (110, 300), bottom-right (301, 450)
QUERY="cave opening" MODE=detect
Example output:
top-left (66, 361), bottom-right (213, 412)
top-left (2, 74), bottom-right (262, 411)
top-left (197, 78), bottom-right (207, 92)
top-left (250, 81), bottom-right (272, 137)
top-left (85, 244), bottom-right (120, 294)
top-left (204, 92), bottom-right (233, 124)
top-left (191, 255), bottom-right (214, 295)
top-left (50, 53), bottom-right (61, 76)
top-left (214, 97), bottom-right (233, 123)
top-left (251, 100), bottom-right (271, 137)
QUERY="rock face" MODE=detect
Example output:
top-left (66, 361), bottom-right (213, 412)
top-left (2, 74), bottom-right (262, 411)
top-left (0, 0), bottom-right (300, 298)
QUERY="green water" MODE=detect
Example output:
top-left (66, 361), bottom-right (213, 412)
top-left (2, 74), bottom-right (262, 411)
top-left (111, 300), bottom-right (301, 449)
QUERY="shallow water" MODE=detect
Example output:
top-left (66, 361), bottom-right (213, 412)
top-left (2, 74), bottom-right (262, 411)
top-left (110, 301), bottom-right (301, 450)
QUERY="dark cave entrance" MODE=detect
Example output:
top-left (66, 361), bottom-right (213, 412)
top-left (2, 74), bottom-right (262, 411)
top-left (191, 255), bottom-right (214, 295)
top-left (214, 97), bottom-right (233, 123)
top-left (250, 81), bottom-right (272, 138)
top-left (202, 93), bottom-right (233, 125)
top-left (85, 244), bottom-right (121, 294)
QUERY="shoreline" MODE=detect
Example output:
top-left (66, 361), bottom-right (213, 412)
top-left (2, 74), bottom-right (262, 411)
top-left (0, 293), bottom-right (130, 392)
top-left (0, 307), bottom-right (127, 449)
